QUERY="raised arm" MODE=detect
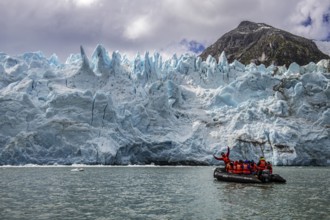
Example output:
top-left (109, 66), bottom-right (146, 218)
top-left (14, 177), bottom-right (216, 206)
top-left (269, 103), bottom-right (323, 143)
top-left (226, 146), bottom-right (230, 157)
top-left (213, 154), bottom-right (223, 161)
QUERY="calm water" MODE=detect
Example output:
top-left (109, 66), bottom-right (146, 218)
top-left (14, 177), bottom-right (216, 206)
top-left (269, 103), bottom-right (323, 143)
top-left (0, 166), bottom-right (329, 220)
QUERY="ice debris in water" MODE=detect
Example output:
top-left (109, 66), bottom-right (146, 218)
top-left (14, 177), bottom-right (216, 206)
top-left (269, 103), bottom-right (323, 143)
top-left (0, 45), bottom-right (329, 166)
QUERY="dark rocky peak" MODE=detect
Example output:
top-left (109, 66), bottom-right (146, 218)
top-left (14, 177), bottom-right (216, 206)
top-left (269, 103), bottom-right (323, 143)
top-left (200, 21), bottom-right (329, 66)
top-left (237, 20), bottom-right (271, 31)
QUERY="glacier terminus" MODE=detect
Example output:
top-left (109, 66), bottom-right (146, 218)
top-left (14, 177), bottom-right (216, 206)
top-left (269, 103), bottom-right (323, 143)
top-left (0, 45), bottom-right (329, 166)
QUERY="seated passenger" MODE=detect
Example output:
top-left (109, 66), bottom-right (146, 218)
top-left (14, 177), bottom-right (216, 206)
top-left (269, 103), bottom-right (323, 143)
top-left (267, 162), bottom-right (273, 174)
top-left (250, 160), bottom-right (258, 175)
top-left (242, 160), bottom-right (251, 175)
top-left (236, 160), bottom-right (243, 174)
top-left (257, 157), bottom-right (267, 171)
top-left (233, 161), bottom-right (238, 174)
top-left (226, 162), bottom-right (234, 173)
top-left (257, 157), bottom-right (268, 176)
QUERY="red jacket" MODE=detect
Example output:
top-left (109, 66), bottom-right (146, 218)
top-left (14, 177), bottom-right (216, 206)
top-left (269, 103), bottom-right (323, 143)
top-left (236, 163), bottom-right (243, 174)
top-left (213, 147), bottom-right (230, 164)
top-left (257, 159), bottom-right (267, 170)
top-left (242, 163), bottom-right (251, 174)
top-left (233, 161), bottom-right (238, 173)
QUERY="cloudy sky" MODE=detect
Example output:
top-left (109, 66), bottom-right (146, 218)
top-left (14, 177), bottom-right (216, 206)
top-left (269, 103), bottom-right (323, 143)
top-left (0, 0), bottom-right (329, 61)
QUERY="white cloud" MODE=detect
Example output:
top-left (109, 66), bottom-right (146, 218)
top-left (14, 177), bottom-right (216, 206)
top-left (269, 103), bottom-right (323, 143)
top-left (290, 0), bottom-right (330, 40)
top-left (72, 0), bottom-right (98, 7)
top-left (124, 16), bottom-right (152, 40)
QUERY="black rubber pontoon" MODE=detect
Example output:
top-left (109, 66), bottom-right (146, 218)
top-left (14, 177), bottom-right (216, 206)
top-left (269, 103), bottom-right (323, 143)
top-left (213, 167), bottom-right (286, 183)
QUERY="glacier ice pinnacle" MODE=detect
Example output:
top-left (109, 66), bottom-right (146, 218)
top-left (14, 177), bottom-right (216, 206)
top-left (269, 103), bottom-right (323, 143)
top-left (0, 45), bottom-right (329, 165)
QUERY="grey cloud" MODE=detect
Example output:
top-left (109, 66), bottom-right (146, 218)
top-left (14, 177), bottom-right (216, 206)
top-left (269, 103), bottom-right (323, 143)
top-left (0, 0), bottom-right (328, 61)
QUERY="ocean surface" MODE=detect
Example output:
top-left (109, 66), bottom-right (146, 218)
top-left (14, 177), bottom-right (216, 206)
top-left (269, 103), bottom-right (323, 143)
top-left (0, 166), bottom-right (329, 220)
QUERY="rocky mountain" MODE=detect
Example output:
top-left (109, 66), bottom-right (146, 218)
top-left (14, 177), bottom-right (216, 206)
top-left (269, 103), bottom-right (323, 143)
top-left (200, 21), bottom-right (330, 66)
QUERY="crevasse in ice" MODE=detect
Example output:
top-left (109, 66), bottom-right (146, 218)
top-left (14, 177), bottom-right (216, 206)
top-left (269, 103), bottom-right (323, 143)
top-left (0, 45), bottom-right (329, 165)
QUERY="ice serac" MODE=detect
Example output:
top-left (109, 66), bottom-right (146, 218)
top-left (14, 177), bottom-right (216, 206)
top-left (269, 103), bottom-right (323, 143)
top-left (91, 44), bottom-right (111, 76)
top-left (0, 45), bottom-right (329, 166)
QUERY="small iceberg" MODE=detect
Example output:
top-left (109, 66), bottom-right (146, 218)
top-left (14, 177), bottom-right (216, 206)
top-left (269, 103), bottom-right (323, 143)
top-left (71, 168), bottom-right (84, 172)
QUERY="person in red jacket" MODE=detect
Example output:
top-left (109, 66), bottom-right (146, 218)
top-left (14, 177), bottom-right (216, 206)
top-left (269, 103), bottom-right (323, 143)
top-left (257, 156), bottom-right (267, 176)
top-left (250, 160), bottom-right (258, 175)
top-left (242, 160), bottom-right (251, 175)
top-left (213, 146), bottom-right (231, 165)
top-left (233, 161), bottom-right (238, 174)
top-left (257, 157), bottom-right (267, 170)
top-left (236, 160), bottom-right (243, 174)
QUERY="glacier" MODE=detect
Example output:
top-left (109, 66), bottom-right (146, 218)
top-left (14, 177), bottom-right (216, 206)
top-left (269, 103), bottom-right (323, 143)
top-left (0, 45), bottom-right (329, 166)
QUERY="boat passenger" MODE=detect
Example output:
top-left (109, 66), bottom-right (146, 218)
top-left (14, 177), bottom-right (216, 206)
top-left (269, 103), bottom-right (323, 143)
top-left (226, 162), bottom-right (234, 173)
top-left (213, 146), bottom-right (231, 165)
top-left (267, 162), bottom-right (273, 174)
top-left (257, 157), bottom-right (267, 171)
top-left (257, 157), bottom-right (268, 176)
top-left (236, 160), bottom-right (243, 174)
top-left (250, 160), bottom-right (258, 175)
top-left (233, 161), bottom-right (238, 173)
top-left (242, 160), bottom-right (251, 175)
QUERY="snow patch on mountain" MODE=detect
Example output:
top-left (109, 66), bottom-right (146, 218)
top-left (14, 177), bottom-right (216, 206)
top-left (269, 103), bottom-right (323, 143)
top-left (0, 45), bottom-right (329, 166)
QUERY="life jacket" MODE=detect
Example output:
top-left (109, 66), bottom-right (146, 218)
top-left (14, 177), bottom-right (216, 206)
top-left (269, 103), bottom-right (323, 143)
top-left (213, 154), bottom-right (230, 165)
top-left (222, 156), bottom-right (230, 165)
top-left (242, 163), bottom-right (251, 174)
top-left (258, 159), bottom-right (267, 170)
top-left (236, 163), bottom-right (243, 174)
top-left (233, 161), bottom-right (238, 174)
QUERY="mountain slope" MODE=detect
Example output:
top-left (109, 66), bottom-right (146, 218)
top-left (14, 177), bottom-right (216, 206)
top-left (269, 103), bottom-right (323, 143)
top-left (200, 21), bottom-right (330, 66)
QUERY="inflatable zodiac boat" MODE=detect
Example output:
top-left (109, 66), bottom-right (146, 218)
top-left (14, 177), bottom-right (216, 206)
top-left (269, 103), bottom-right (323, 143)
top-left (213, 167), bottom-right (286, 183)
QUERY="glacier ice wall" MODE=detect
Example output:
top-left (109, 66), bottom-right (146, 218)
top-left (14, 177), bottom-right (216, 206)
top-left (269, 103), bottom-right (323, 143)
top-left (0, 46), bottom-right (329, 165)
